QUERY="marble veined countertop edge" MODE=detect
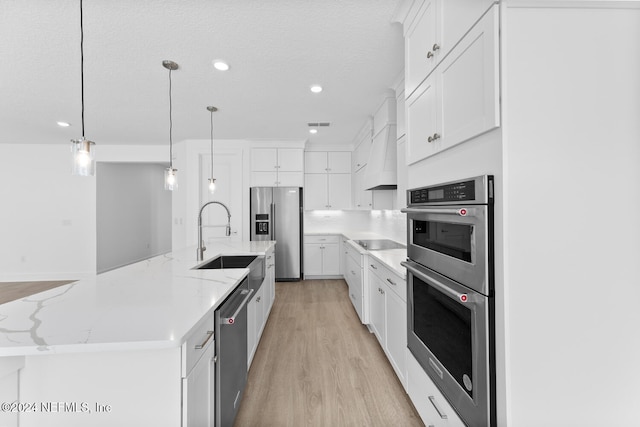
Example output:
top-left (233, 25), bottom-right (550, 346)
top-left (0, 240), bottom-right (276, 356)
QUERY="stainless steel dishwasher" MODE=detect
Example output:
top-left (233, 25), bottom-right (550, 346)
top-left (215, 277), bottom-right (252, 427)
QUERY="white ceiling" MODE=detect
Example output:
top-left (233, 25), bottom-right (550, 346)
top-left (0, 0), bottom-right (404, 147)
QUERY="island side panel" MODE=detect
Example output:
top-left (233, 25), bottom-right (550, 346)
top-left (18, 347), bottom-right (181, 427)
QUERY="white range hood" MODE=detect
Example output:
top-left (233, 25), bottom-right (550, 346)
top-left (365, 92), bottom-right (398, 190)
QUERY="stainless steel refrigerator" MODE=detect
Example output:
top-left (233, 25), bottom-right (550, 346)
top-left (250, 187), bottom-right (303, 281)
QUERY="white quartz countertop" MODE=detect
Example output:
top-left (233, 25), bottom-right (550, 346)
top-left (367, 249), bottom-right (407, 279)
top-left (0, 240), bottom-right (275, 356)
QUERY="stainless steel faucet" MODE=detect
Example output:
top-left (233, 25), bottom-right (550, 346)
top-left (197, 200), bottom-right (231, 261)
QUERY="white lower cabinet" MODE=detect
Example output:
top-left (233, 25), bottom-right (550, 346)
top-left (407, 352), bottom-right (465, 427)
top-left (248, 247), bottom-right (276, 368)
top-left (182, 312), bottom-right (216, 426)
top-left (367, 257), bottom-right (407, 389)
top-left (0, 357), bottom-right (23, 427)
top-left (247, 284), bottom-right (265, 367)
top-left (369, 273), bottom-right (386, 344)
top-left (304, 235), bottom-right (341, 278)
top-left (344, 241), bottom-right (366, 323)
top-left (183, 337), bottom-right (215, 427)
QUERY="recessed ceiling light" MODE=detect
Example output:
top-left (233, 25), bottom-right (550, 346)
top-left (57, 121), bottom-right (71, 127)
top-left (213, 60), bottom-right (229, 71)
top-left (309, 129), bottom-right (318, 134)
top-left (310, 85), bottom-right (323, 93)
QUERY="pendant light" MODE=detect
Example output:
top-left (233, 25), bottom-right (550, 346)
top-left (71, 0), bottom-right (96, 176)
top-left (206, 106), bottom-right (218, 194)
top-left (162, 60), bottom-right (179, 191)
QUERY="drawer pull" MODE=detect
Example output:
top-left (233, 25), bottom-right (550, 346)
top-left (386, 278), bottom-right (397, 287)
top-left (427, 51), bottom-right (434, 59)
top-left (195, 330), bottom-right (214, 350)
top-left (370, 264), bottom-right (377, 269)
top-left (428, 396), bottom-right (448, 419)
top-left (432, 43), bottom-right (440, 52)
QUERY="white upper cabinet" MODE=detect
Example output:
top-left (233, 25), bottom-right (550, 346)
top-left (406, 5), bottom-right (500, 165)
top-left (327, 152), bottom-right (352, 174)
top-left (251, 148), bottom-right (279, 171)
top-left (353, 167), bottom-right (372, 210)
top-left (304, 151), bottom-right (351, 210)
top-left (405, 0), bottom-right (496, 97)
top-left (304, 152), bottom-right (327, 173)
top-left (304, 173), bottom-right (351, 210)
top-left (352, 119), bottom-right (373, 172)
top-left (276, 148), bottom-right (305, 172)
top-left (251, 147), bottom-right (304, 187)
top-left (304, 151), bottom-right (351, 174)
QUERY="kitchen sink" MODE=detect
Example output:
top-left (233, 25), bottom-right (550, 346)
top-left (355, 239), bottom-right (406, 251)
top-left (194, 255), bottom-right (265, 296)
top-left (195, 255), bottom-right (258, 269)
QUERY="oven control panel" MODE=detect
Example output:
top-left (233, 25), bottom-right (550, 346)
top-left (408, 175), bottom-right (493, 206)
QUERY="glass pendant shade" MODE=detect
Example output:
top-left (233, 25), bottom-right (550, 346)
top-left (71, 137), bottom-right (95, 176)
top-left (207, 106), bottom-right (218, 194)
top-left (164, 167), bottom-right (178, 191)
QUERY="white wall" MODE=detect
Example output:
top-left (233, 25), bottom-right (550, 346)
top-left (96, 163), bottom-right (171, 273)
top-left (0, 144), bottom-right (168, 281)
top-left (0, 144), bottom-right (96, 281)
top-left (502, 5), bottom-right (640, 426)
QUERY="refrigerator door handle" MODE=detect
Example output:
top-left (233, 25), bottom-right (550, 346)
top-left (270, 203), bottom-right (276, 240)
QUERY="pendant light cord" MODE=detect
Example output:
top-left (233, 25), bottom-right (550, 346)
top-left (169, 68), bottom-right (173, 169)
top-left (80, 0), bottom-right (85, 138)
top-left (210, 110), bottom-right (214, 179)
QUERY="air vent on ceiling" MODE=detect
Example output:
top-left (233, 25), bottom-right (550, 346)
top-left (307, 122), bottom-right (331, 127)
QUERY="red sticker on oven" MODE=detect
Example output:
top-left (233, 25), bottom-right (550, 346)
top-left (460, 294), bottom-right (468, 302)
top-left (459, 208), bottom-right (467, 216)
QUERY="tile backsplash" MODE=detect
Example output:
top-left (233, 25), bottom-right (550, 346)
top-left (304, 210), bottom-right (407, 243)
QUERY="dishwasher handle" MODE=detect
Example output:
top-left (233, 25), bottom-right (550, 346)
top-left (221, 289), bottom-right (254, 325)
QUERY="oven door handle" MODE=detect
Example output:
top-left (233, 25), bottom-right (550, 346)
top-left (401, 260), bottom-right (470, 302)
top-left (401, 207), bottom-right (478, 217)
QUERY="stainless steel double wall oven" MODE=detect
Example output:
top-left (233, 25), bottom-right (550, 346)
top-left (402, 175), bottom-right (496, 427)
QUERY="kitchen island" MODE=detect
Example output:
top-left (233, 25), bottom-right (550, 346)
top-left (0, 239), bottom-right (275, 427)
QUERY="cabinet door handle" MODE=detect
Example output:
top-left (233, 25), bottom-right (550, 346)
top-left (351, 270), bottom-right (356, 275)
top-left (386, 278), bottom-right (396, 287)
top-left (427, 51), bottom-right (434, 59)
top-left (432, 43), bottom-right (440, 52)
top-left (428, 396), bottom-right (448, 419)
top-left (195, 330), bottom-right (214, 350)
top-left (370, 264), bottom-right (377, 269)
top-left (428, 133), bottom-right (441, 143)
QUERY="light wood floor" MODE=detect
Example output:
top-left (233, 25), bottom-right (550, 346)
top-left (0, 281), bottom-right (75, 305)
top-left (234, 279), bottom-right (423, 427)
